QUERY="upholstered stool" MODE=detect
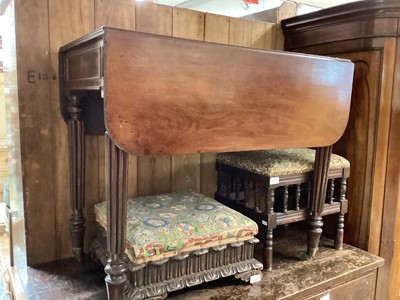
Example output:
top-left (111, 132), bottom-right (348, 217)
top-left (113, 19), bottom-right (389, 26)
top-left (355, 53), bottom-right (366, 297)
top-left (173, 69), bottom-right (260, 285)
top-left (92, 192), bottom-right (263, 299)
top-left (215, 148), bottom-right (350, 271)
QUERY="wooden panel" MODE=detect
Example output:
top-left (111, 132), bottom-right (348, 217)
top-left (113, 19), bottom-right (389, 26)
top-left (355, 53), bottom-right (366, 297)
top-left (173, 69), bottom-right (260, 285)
top-left (201, 13), bottom-right (230, 197)
top-left (94, 0), bottom-right (137, 201)
top-left (104, 29), bottom-right (354, 156)
top-left (95, 0), bottom-right (135, 29)
top-left (14, 0), bottom-right (56, 264)
top-left (389, 191), bottom-right (400, 299)
top-left (369, 39), bottom-right (396, 255)
top-left (171, 7), bottom-right (204, 193)
top-left (251, 21), bottom-right (276, 50)
top-left (136, 2), bottom-right (172, 35)
top-left (172, 7), bottom-right (204, 41)
top-left (48, 0), bottom-right (95, 260)
top-left (92, 0), bottom-right (137, 258)
top-left (204, 13), bottom-right (229, 44)
top-left (228, 17), bottom-right (252, 46)
top-left (332, 51), bottom-right (382, 251)
top-left (135, 1), bottom-right (172, 196)
top-left (275, 25), bottom-right (285, 50)
top-left (376, 37), bottom-right (400, 300)
top-left (305, 272), bottom-right (375, 300)
top-left (201, 17), bottom-right (279, 197)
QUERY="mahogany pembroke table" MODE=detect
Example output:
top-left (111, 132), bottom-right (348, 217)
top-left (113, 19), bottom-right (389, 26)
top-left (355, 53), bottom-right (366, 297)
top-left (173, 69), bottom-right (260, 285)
top-left (59, 27), bottom-right (354, 300)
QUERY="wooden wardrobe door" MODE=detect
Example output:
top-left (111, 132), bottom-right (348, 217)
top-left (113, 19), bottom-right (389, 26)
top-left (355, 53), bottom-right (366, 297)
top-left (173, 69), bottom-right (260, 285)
top-left (330, 51), bottom-right (382, 251)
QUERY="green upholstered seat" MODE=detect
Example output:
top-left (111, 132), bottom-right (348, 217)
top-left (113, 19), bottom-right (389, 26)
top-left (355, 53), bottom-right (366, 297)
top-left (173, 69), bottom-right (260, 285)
top-left (216, 148), bottom-right (350, 177)
top-left (95, 192), bottom-right (258, 264)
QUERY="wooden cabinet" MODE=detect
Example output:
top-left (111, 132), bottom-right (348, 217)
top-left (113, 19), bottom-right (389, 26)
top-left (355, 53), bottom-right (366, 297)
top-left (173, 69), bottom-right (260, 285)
top-left (304, 273), bottom-right (376, 300)
top-left (282, 1), bottom-right (400, 299)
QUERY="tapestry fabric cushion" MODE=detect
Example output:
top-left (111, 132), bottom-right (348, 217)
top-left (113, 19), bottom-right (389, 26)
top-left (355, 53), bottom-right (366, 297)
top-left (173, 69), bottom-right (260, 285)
top-left (216, 148), bottom-right (350, 177)
top-left (95, 192), bottom-right (258, 264)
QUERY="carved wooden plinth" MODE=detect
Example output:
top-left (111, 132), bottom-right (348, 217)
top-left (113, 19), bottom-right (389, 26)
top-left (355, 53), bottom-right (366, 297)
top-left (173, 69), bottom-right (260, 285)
top-left (91, 229), bottom-right (263, 300)
top-left (67, 95), bottom-right (86, 261)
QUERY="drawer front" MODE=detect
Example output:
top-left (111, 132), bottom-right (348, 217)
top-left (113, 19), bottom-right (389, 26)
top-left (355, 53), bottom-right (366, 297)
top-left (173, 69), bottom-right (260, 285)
top-left (305, 272), bottom-right (375, 300)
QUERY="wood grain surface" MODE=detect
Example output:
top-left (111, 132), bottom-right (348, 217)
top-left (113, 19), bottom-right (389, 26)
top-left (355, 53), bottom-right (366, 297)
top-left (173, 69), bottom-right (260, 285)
top-left (104, 29), bottom-right (354, 155)
top-left (200, 13), bottom-right (230, 197)
top-left (331, 51), bottom-right (382, 251)
top-left (135, 1), bottom-right (173, 197)
top-left (15, 0), bottom-right (56, 264)
top-left (171, 7), bottom-right (203, 194)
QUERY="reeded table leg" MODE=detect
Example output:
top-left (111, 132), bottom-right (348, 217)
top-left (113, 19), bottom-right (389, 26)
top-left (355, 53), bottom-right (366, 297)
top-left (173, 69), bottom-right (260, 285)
top-left (104, 132), bottom-right (129, 300)
top-left (67, 95), bottom-right (86, 261)
top-left (308, 146), bottom-right (332, 257)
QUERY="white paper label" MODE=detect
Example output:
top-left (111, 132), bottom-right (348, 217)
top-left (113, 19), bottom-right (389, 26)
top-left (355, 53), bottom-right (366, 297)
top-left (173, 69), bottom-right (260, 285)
top-left (320, 294), bottom-right (330, 300)
top-left (250, 274), bottom-right (261, 284)
top-left (270, 177), bottom-right (279, 185)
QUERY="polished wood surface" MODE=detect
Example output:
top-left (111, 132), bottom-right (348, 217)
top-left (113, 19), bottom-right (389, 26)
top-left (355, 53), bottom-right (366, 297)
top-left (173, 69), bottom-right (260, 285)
top-left (282, 1), bottom-right (400, 298)
top-left (136, 2), bottom-right (173, 199)
top-left (97, 29), bottom-right (353, 155)
top-left (170, 8), bottom-right (204, 194)
top-left (59, 28), bottom-right (354, 155)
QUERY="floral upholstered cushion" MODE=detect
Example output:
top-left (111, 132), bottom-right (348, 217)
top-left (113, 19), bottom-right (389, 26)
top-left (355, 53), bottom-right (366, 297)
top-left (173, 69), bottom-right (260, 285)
top-left (94, 192), bottom-right (258, 264)
top-left (217, 148), bottom-right (350, 177)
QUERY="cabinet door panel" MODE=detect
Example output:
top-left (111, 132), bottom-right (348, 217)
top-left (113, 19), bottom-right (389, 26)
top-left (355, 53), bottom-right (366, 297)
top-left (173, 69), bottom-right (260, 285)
top-left (332, 51), bottom-right (383, 250)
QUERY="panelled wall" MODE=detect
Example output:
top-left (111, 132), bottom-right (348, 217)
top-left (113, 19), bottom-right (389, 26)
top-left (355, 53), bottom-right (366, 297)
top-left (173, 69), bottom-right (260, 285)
top-left (14, 0), bottom-right (282, 265)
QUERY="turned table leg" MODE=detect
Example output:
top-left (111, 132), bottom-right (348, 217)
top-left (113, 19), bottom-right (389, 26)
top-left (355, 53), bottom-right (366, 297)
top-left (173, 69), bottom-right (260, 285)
top-left (104, 132), bottom-right (129, 300)
top-left (335, 177), bottom-right (348, 250)
top-left (67, 95), bottom-right (86, 261)
top-left (308, 146), bottom-right (332, 257)
top-left (264, 187), bottom-right (276, 271)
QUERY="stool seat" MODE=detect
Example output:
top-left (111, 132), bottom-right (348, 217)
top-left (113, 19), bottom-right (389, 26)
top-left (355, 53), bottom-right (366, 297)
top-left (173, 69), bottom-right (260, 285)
top-left (95, 192), bottom-right (258, 264)
top-left (217, 148), bottom-right (350, 177)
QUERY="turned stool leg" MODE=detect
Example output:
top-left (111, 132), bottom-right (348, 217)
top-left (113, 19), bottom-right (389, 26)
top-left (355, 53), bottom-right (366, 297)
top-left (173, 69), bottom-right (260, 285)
top-left (265, 229), bottom-right (273, 271)
top-left (282, 186), bottom-right (289, 236)
top-left (308, 146), bottom-right (332, 257)
top-left (105, 133), bottom-right (129, 300)
top-left (264, 187), bottom-right (276, 271)
top-left (335, 214), bottom-right (345, 250)
top-left (67, 95), bottom-right (86, 261)
top-left (335, 177), bottom-right (348, 250)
